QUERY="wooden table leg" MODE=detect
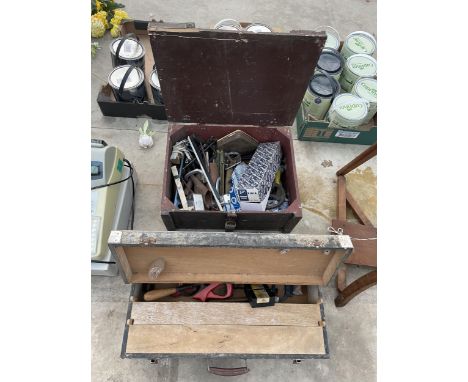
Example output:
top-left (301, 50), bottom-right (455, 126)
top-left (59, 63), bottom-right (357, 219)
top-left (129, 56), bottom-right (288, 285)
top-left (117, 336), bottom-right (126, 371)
top-left (334, 270), bottom-right (377, 307)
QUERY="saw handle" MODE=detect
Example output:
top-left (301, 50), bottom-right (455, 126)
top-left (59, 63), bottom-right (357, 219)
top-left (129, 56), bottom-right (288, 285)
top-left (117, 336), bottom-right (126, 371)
top-left (143, 288), bottom-right (177, 301)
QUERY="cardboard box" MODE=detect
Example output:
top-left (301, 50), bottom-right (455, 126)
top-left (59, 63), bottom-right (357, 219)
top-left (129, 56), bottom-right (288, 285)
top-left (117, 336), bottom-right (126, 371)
top-left (296, 103), bottom-right (377, 145)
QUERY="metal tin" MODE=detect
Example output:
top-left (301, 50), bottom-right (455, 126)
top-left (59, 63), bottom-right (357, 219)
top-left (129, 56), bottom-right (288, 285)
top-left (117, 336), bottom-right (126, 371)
top-left (352, 78), bottom-right (377, 124)
top-left (245, 23), bottom-right (272, 33)
top-left (339, 54), bottom-right (377, 92)
top-left (110, 36), bottom-right (145, 69)
top-left (315, 48), bottom-right (343, 80)
top-left (302, 73), bottom-right (340, 120)
top-left (149, 68), bottom-right (164, 104)
top-left (340, 31), bottom-right (376, 60)
top-left (327, 93), bottom-right (369, 128)
top-left (315, 26), bottom-right (341, 50)
top-left (214, 19), bottom-right (242, 31)
top-left (108, 65), bottom-right (146, 103)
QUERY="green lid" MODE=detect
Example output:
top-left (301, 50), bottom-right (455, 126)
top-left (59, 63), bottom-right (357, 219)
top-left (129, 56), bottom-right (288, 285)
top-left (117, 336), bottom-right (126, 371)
top-left (346, 31), bottom-right (376, 54)
top-left (353, 78), bottom-right (377, 103)
top-left (325, 32), bottom-right (340, 49)
top-left (347, 54), bottom-right (377, 77)
top-left (332, 94), bottom-right (368, 120)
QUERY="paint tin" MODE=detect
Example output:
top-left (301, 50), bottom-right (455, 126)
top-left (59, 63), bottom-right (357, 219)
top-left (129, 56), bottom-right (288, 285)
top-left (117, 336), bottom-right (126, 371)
top-left (110, 34), bottom-right (145, 70)
top-left (339, 54), bottom-right (377, 92)
top-left (315, 26), bottom-right (340, 50)
top-left (108, 65), bottom-right (146, 103)
top-left (214, 19), bottom-right (242, 31)
top-left (327, 93), bottom-right (369, 128)
top-left (245, 23), bottom-right (272, 33)
top-left (352, 78), bottom-right (377, 124)
top-left (315, 48), bottom-right (344, 80)
top-left (340, 31), bottom-right (376, 60)
top-left (302, 73), bottom-right (340, 120)
top-left (149, 68), bottom-right (164, 104)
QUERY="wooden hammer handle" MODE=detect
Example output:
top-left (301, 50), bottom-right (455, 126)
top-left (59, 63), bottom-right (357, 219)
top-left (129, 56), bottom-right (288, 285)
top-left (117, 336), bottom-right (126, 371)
top-left (143, 288), bottom-right (177, 301)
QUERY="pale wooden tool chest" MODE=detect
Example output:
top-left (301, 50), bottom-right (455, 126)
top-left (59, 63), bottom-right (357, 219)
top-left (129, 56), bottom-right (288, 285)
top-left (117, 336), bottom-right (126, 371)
top-left (109, 231), bottom-right (353, 361)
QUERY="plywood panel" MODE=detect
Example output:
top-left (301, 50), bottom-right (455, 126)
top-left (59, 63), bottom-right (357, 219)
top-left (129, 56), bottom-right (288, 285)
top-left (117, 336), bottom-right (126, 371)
top-left (125, 247), bottom-right (334, 285)
top-left (131, 302), bottom-right (321, 326)
top-left (126, 325), bottom-right (326, 355)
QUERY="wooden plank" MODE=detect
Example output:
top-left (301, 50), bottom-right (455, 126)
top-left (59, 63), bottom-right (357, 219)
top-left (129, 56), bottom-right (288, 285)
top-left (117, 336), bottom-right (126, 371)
top-left (126, 325), bottom-right (326, 355)
top-left (124, 247), bottom-right (341, 285)
top-left (346, 190), bottom-right (373, 226)
top-left (336, 143), bottom-right (377, 176)
top-left (337, 176), bottom-right (347, 220)
top-left (113, 231), bottom-right (353, 250)
top-left (331, 219), bottom-right (377, 267)
top-left (131, 302), bottom-right (321, 327)
top-left (110, 246), bottom-right (133, 283)
top-left (335, 270), bottom-right (377, 307)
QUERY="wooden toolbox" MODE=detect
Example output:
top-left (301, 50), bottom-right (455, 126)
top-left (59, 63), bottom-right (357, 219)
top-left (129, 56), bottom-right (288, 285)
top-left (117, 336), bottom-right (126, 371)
top-left (109, 230), bottom-right (353, 361)
top-left (148, 24), bottom-right (327, 232)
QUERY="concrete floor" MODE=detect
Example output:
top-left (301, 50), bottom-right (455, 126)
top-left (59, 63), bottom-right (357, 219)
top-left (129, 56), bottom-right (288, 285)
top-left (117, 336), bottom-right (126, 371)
top-left (91, 1), bottom-right (376, 381)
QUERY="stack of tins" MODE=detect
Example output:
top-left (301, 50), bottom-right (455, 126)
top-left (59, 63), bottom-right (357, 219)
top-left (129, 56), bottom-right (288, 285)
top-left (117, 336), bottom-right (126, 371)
top-left (302, 29), bottom-right (377, 126)
top-left (107, 33), bottom-right (164, 104)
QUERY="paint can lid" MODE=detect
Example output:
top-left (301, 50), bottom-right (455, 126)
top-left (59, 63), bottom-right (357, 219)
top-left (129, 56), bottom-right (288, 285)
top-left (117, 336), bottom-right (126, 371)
top-left (309, 74), bottom-right (337, 97)
top-left (108, 65), bottom-right (144, 90)
top-left (149, 69), bottom-right (161, 90)
top-left (352, 78), bottom-right (377, 104)
top-left (245, 23), bottom-right (272, 33)
top-left (344, 31), bottom-right (377, 55)
top-left (314, 26), bottom-right (341, 50)
top-left (110, 37), bottom-right (145, 60)
top-left (330, 93), bottom-right (368, 120)
top-left (346, 54), bottom-right (377, 77)
top-left (317, 48), bottom-right (342, 73)
top-left (213, 19), bottom-right (242, 30)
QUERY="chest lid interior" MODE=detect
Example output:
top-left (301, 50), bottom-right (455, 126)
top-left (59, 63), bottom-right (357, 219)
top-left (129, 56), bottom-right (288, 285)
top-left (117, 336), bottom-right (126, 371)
top-left (148, 24), bottom-right (326, 126)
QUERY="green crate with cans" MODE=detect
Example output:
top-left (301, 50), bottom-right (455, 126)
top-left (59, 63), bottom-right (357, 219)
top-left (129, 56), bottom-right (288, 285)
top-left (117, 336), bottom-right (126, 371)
top-left (297, 28), bottom-right (377, 145)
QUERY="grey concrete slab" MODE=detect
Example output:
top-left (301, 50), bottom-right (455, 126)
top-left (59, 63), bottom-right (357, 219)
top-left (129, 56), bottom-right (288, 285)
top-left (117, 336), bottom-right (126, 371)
top-left (91, 1), bottom-right (376, 381)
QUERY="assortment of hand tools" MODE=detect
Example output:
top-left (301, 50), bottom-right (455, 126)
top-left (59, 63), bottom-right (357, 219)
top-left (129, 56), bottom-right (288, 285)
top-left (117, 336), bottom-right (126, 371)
top-left (143, 283), bottom-right (304, 308)
top-left (169, 131), bottom-right (290, 212)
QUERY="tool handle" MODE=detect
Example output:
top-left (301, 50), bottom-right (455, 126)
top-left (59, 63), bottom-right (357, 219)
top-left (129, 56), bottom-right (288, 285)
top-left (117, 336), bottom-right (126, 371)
top-left (143, 288), bottom-right (177, 301)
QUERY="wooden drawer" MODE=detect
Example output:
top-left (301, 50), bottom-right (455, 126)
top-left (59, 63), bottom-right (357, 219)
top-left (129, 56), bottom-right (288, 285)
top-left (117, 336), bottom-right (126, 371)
top-left (122, 283), bottom-right (330, 360)
top-left (109, 231), bottom-right (353, 285)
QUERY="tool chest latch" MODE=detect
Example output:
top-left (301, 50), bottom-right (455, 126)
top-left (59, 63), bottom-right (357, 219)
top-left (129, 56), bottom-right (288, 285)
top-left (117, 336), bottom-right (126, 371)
top-left (225, 212), bottom-right (237, 231)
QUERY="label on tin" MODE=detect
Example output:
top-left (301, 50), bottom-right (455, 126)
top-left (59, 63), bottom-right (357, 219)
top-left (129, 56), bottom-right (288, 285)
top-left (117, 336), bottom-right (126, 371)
top-left (354, 79), bottom-right (377, 103)
top-left (335, 130), bottom-right (360, 139)
top-left (348, 35), bottom-right (375, 54)
top-left (348, 56), bottom-right (377, 77)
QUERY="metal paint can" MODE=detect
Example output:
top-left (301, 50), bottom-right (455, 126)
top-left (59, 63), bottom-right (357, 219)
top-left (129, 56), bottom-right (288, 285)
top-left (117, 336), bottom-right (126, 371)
top-left (352, 78), bottom-right (377, 124)
top-left (315, 26), bottom-right (340, 50)
top-left (315, 48), bottom-right (344, 80)
top-left (214, 19), bottom-right (242, 31)
top-left (340, 31), bottom-right (376, 60)
top-left (327, 93), bottom-right (369, 128)
top-left (339, 54), bottom-right (377, 92)
top-left (245, 23), bottom-right (272, 33)
top-left (108, 65), bottom-right (146, 103)
top-left (110, 34), bottom-right (145, 70)
top-left (149, 68), bottom-right (164, 104)
top-left (302, 73), bottom-right (340, 120)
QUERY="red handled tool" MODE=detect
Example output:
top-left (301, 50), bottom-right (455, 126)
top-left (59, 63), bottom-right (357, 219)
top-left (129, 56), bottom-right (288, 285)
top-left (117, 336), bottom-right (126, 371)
top-left (193, 283), bottom-right (233, 302)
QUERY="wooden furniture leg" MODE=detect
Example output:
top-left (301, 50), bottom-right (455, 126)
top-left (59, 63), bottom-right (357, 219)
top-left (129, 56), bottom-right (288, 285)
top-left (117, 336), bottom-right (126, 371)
top-left (336, 143), bottom-right (377, 176)
top-left (334, 270), bottom-right (377, 307)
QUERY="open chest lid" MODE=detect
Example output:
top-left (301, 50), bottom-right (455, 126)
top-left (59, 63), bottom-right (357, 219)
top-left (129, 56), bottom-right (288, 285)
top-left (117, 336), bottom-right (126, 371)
top-left (108, 230), bottom-right (353, 285)
top-left (148, 23), bottom-right (326, 126)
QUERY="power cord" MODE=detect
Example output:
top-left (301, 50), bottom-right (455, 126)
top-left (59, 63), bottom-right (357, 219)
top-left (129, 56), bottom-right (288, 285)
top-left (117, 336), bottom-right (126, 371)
top-left (91, 158), bottom-right (135, 265)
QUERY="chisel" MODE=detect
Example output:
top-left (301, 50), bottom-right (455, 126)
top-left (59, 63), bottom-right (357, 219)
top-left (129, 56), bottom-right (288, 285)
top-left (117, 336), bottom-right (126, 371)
top-left (143, 285), bottom-right (198, 301)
